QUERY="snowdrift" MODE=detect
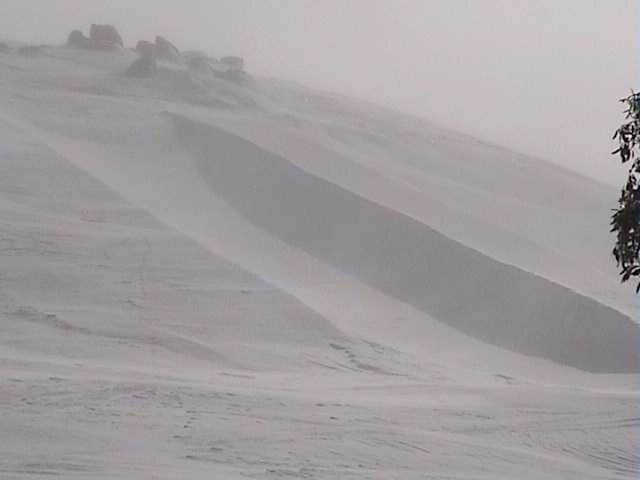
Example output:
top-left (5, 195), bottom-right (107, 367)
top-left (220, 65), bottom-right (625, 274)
top-left (0, 46), bottom-right (635, 375)
top-left (171, 114), bottom-right (637, 373)
top-left (0, 44), bottom-right (638, 480)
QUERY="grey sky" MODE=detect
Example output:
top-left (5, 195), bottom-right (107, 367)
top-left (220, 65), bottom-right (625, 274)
top-left (1, 0), bottom-right (635, 185)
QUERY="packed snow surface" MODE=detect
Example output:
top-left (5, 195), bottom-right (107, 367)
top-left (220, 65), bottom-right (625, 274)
top-left (0, 45), bottom-right (637, 479)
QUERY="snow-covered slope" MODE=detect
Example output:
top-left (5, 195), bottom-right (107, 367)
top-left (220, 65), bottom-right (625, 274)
top-left (0, 45), bottom-right (637, 479)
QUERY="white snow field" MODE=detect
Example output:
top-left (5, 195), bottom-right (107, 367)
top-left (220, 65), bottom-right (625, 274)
top-left (0, 45), bottom-right (637, 479)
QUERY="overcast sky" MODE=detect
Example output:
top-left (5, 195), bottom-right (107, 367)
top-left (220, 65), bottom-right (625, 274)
top-left (1, 0), bottom-right (635, 185)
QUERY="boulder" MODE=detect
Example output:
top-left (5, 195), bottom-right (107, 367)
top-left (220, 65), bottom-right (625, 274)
top-left (220, 56), bottom-right (244, 71)
top-left (215, 68), bottom-right (250, 85)
top-left (186, 56), bottom-right (214, 74)
top-left (126, 56), bottom-right (157, 78)
top-left (182, 50), bottom-right (210, 61)
top-left (155, 36), bottom-right (181, 63)
top-left (67, 30), bottom-right (91, 48)
top-left (89, 24), bottom-right (123, 50)
top-left (135, 40), bottom-right (156, 57)
top-left (126, 46), bottom-right (157, 78)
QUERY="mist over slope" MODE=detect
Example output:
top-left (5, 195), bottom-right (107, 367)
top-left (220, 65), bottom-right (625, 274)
top-left (0, 42), bottom-right (637, 479)
top-left (171, 113), bottom-right (635, 373)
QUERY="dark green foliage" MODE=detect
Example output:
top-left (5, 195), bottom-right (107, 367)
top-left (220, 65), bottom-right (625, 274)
top-left (611, 92), bottom-right (640, 292)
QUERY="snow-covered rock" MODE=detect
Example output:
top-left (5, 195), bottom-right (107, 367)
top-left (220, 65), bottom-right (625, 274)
top-left (89, 24), bottom-right (123, 50)
top-left (155, 35), bottom-right (181, 63)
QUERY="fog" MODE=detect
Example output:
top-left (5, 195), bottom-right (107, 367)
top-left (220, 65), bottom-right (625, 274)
top-left (1, 0), bottom-right (635, 185)
top-left (2, 2), bottom-right (639, 477)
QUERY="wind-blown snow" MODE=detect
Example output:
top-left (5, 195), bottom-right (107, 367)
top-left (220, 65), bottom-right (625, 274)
top-left (0, 45), bottom-right (637, 479)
